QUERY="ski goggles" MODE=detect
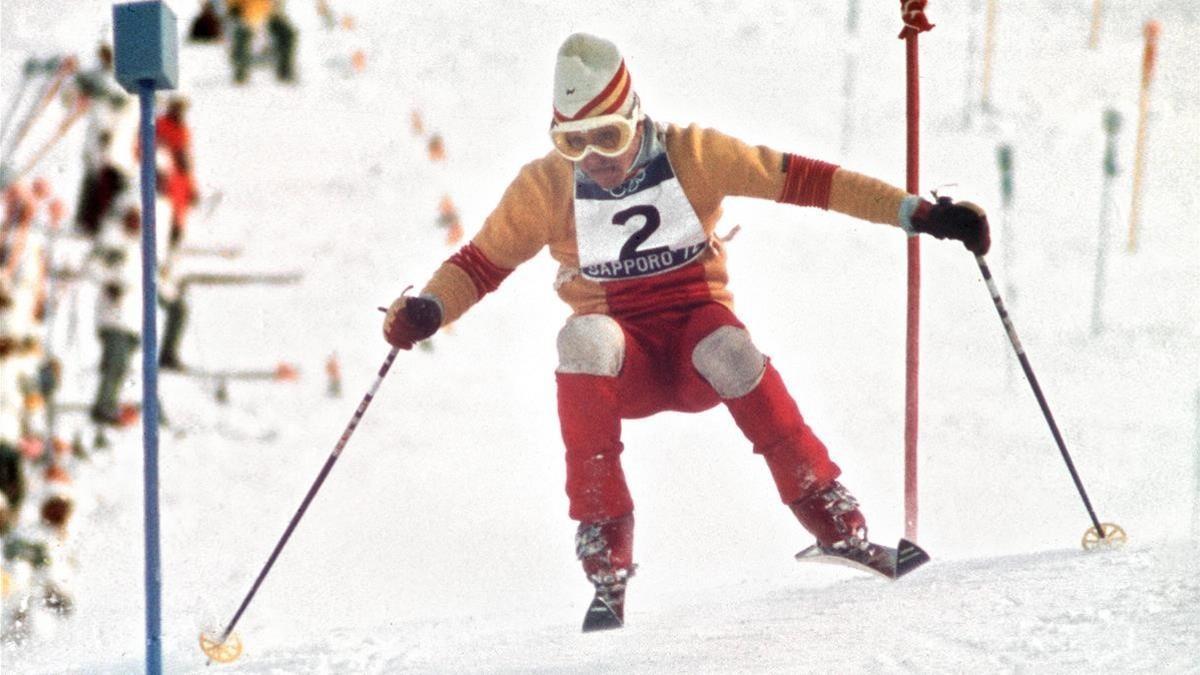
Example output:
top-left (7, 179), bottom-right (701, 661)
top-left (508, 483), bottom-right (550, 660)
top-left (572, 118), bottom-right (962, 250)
top-left (549, 101), bottom-right (643, 161)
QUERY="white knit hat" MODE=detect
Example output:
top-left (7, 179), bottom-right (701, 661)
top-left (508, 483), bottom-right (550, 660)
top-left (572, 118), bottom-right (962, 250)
top-left (552, 33), bottom-right (636, 124)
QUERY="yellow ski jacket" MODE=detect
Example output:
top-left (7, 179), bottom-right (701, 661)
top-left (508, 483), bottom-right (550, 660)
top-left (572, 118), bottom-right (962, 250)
top-left (423, 123), bottom-right (909, 323)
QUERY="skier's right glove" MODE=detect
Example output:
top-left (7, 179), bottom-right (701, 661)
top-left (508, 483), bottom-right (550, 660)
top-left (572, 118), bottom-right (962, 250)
top-left (383, 294), bottom-right (442, 350)
top-left (904, 195), bottom-right (991, 256)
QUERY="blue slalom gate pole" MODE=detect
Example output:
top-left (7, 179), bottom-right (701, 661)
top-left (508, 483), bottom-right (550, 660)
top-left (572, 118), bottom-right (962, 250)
top-left (113, 3), bottom-right (177, 671)
top-left (137, 79), bottom-right (163, 675)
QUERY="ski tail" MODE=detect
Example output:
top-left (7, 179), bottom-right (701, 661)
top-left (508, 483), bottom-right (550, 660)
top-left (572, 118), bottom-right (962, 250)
top-left (581, 594), bottom-right (623, 633)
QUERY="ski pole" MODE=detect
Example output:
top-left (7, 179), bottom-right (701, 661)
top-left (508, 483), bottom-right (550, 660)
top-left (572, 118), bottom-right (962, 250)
top-left (962, 0), bottom-right (981, 127)
top-left (839, 0), bottom-right (860, 156)
top-left (202, 344), bottom-right (402, 663)
top-left (0, 56), bottom-right (75, 166)
top-left (0, 58), bottom-right (38, 149)
top-left (12, 99), bottom-right (88, 182)
top-left (975, 255), bottom-right (1116, 543)
top-left (1090, 109), bottom-right (1121, 335)
top-left (995, 144), bottom-right (1016, 381)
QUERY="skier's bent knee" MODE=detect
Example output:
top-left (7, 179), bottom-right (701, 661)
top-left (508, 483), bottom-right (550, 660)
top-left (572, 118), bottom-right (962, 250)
top-left (692, 326), bottom-right (766, 398)
top-left (557, 315), bottom-right (625, 376)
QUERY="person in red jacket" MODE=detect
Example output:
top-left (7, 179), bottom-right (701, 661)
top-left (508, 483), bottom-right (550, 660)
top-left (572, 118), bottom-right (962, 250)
top-left (155, 96), bottom-right (199, 250)
top-left (382, 34), bottom-right (988, 631)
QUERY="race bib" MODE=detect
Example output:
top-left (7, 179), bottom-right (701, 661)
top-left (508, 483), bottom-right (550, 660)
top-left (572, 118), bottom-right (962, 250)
top-left (574, 153), bottom-right (708, 281)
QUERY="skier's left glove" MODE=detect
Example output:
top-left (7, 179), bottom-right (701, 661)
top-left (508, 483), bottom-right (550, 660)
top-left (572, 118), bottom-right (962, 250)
top-left (903, 195), bottom-right (991, 256)
top-left (383, 294), bottom-right (442, 350)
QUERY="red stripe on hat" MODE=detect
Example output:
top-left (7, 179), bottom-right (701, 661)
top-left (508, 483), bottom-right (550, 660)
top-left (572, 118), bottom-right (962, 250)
top-left (559, 60), bottom-right (629, 122)
top-left (576, 60), bottom-right (627, 119)
top-left (597, 73), bottom-right (632, 116)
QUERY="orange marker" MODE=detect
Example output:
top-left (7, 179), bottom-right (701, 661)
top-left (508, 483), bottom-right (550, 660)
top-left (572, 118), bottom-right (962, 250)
top-left (1127, 20), bottom-right (1160, 252)
top-left (1088, 0), bottom-right (1104, 49)
top-left (427, 133), bottom-right (446, 162)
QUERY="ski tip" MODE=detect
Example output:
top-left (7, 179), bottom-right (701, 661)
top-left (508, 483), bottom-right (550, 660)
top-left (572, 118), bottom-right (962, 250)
top-left (894, 538), bottom-right (931, 579)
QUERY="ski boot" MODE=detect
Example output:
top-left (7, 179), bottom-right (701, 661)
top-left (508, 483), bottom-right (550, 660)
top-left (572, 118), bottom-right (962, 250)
top-left (576, 513), bottom-right (634, 632)
top-left (789, 480), bottom-right (868, 551)
top-left (790, 481), bottom-right (929, 579)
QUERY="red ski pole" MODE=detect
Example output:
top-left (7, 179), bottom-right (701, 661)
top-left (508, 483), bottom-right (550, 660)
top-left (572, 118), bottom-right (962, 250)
top-left (200, 345), bottom-right (402, 664)
top-left (898, 0), bottom-right (934, 541)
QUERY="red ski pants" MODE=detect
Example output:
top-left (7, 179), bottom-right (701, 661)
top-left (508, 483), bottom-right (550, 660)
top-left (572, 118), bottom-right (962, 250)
top-left (558, 302), bottom-right (841, 523)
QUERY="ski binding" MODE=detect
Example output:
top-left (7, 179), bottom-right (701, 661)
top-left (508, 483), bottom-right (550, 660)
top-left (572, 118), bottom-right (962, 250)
top-left (795, 538), bottom-right (930, 580)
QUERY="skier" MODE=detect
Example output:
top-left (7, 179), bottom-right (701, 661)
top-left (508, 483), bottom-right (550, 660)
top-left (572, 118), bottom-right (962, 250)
top-left (27, 177), bottom-right (66, 440)
top-left (188, 0), bottom-right (225, 43)
top-left (266, 5), bottom-right (299, 83)
top-left (72, 43), bottom-right (137, 238)
top-left (227, 0), bottom-right (298, 84)
top-left (382, 34), bottom-right (989, 631)
top-left (156, 246), bottom-right (188, 371)
top-left (0, 182), bottom-right (48, 504)
top-left (87, 197), bottom-right (142, 426)
top-left (149, 95), bottom-right (197, 371)
top-left (155, 95), bottom-right (199, 250)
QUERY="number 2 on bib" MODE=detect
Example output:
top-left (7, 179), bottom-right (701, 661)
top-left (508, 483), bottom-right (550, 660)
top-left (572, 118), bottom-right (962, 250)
top-left (615, 205), bottom-right (667, 260)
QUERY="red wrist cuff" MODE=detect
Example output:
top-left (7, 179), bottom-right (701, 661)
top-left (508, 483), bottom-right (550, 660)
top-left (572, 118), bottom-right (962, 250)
top-left (448, 242), bottom-right (512, 298)
top-left (778, 153), bottom-right (838, 209)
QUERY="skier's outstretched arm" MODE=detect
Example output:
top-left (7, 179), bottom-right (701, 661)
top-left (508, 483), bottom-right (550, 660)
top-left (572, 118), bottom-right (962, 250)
top-left (383, 158), bottom-right (557, 349)
top-left (674, 124), bottom-right (990, 255)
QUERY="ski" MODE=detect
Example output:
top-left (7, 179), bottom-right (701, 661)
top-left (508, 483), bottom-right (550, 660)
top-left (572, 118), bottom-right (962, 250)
top-left (179, 243), bottom-right (241, 259)
top-left (55, 402), bottom-right (141, 428)
top-left (166, 362), bottom-right (299, 382)
top-left (179, 271), bottom-right (303, 288)
top-left (581, 590), bottom-right (624, 633)
top-left (795, 538), bottom-right (930, 580)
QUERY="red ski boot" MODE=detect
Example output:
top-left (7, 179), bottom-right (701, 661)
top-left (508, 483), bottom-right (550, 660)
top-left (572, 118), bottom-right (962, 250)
top-left (576, 513), bottom-right (634, 632)
top-left (789, 480), bottom-right (868, 550)
top-left (790, 481), bottom-right (930, 579)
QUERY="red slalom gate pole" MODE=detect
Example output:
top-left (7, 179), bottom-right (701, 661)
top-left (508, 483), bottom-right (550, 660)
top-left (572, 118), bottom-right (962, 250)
top-left (899, 1), bottom-right (935, 541)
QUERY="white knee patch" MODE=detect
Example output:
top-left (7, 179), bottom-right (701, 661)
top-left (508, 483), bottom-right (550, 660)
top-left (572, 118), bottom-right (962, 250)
top-left (692, 326), bottom-right (766, 398)
top-left (557, 315), bottom-right (625, 376)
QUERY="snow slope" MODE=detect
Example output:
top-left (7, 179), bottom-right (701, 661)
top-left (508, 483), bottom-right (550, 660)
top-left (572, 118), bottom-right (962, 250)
top-left (1, 0), bottom-right (1198, 672)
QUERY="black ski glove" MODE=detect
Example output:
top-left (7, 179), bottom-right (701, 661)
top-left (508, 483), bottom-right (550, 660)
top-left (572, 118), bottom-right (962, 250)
top-left (909, 196), bottom-right (991, 256)
top-left (383, 294), bottom-right (442, 350)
